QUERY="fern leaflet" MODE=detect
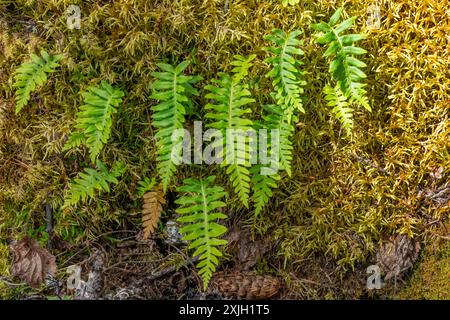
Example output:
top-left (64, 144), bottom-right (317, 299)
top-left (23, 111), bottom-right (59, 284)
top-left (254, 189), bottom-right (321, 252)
top-left (63, 81), bottom-right (124, 163)
top-left (281, 0), bottom-right (300, 6)
top-left (63, 160), bottom-right (125, 208)
top-left (251, 164), bottom-right (280, 216)
top-left (313, 8), bottom-right (371, 111)
top-left (137, 177), bottom-right (157, 197)
top-left (263, 104), bottom-right (294, 176)
top-left (205, 55), bottom-right (255, 207)
top-left (250, 104), bottom-right (290, 215)
top-left (175, 176), bottom-right (228, 290)
top-left (150, 61), bottom-right (201, 193)
top-left (264, 29), bottom-right (306, 123)
top-left (324, 84), bottom-right (353, 134)
top-left (13, 50), bottom-right (62, 114)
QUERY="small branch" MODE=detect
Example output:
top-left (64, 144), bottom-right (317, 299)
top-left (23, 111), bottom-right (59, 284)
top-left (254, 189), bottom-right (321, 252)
top-left (0, 276), bottom-right (27, 287)
top-left (224, 0), bottom-right (230, 14)
top-left (147, 257), bottom-right (198, 281)
top-left (45, 203), bottom-right (53, 250)
top-left (352, 153), bottom-right (390, 176)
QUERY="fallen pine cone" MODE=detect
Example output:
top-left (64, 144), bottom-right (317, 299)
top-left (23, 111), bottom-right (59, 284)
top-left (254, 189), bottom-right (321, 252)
top-left (212, 272), bottom-right (281, 300)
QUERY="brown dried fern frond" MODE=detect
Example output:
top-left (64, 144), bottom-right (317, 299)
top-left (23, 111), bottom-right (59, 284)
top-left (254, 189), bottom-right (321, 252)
top-left (142, 187), bottom-right (166, 239)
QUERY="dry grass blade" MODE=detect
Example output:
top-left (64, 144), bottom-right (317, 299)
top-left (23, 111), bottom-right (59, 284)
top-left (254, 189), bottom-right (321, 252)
top-left (142, 187), bottom-right (166, 239)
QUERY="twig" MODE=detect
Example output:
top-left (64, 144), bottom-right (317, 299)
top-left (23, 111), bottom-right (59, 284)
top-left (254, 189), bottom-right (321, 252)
top-left (59, 230), bottom-right (137, 267)
top-left (45, 203), bottom-right (53, 250)
top-left (224, 0), bottom-right (230, 14)
top-left (0, 276), bottom-right (27, 287)
top-left (147, 257), bottom-right (198, 281)
top-left (352, 153), bottom-right (390, 176)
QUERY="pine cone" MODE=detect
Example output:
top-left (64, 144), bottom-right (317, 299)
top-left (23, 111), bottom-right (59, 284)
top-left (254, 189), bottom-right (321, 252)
top-left (376, 234), bottom-right (420, 280)
top-left (212, 272), bottom-right (281, 299)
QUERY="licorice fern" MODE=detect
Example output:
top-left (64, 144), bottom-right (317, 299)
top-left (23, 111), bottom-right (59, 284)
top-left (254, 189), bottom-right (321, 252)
top-left (150, 61), bottom-right (201, 193)
top-left (137, 177), bottom-right (157, 197)
top-left (205, 55), bottom-right (255, 207)
top-left (264, 29), bottom-right (306, 123)
top-left (324, 84), bottom-right (353, 134)
top-left (175, 176), bottom-right (228, 290)
top-left (251, 163), bottom-right (280, 216)
top-left (63, 81), bottom-right (124, 163)
top-left (250, 104), bottom-right (292, 215)
top-left (13, 50), bottom-right (62, 114)
top-left (313, 8), bottom-right (371, 112)
top-left (63, 160), bottom-right (125, 208)
top-left (263, 104), bottom-right (294, 176)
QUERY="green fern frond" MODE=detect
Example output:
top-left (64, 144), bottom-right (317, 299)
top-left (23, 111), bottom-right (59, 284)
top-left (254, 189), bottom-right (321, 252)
top-left (262, 104), bottom-right (294, 176)
top-left (63, 81), bottom-right (124, 163)
top-left (63, 160), bottom-right (125, 208)
top-left (13, 50), bottom-right (62, 114)
top-left (313, 8), bottom-right (371, 112)
top-left (150, 61), bottom-right (201, 193)
top-left (137, 177), bottom-right (157, 197)
top-left (324, 84), bottom-right (353, 135)
top-left (205, 55), bottom-right (255, 207)
top-left (230, 54), bottom-right (256, 83)
top-left (251, 164), bottom-right (280, 216)
top-left (250, 104), bottom-right (289, 215)
top-left (175, 176), bottom-right (228, 290)
top-left (264, 29), bottom-right (306, 123)
top-left (63, 131), bottom-right (86, 151)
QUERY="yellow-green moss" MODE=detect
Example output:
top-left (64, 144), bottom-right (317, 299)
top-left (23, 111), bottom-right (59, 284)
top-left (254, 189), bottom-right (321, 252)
top-left (397, 241), bottom-right (450, 300)
top-left (0, 243), bottom-right (12, 299)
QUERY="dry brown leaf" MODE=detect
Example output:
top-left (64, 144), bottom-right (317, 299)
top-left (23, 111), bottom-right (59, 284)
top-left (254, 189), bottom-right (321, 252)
top-left (376, 234), bottom-right (420, 280)
top-left (142, 187), bottom-right (166, 239)
top-left (212, 271), bottom-right (281, 300)
top-left (225, 228), bottom-right (270, 271)
top-left (10, 237), bottom-right (56, 287)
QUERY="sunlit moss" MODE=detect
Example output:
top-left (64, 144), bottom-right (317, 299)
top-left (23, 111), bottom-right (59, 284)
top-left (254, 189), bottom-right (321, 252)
top-left (0, 243), bottom-right (12, 299)
top-left (397, 241), bottom-right (450, 300)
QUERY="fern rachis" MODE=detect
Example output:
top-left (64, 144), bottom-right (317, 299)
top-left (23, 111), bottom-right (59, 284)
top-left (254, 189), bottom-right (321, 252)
top-left (175, 176), bottom-right (228, 290)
